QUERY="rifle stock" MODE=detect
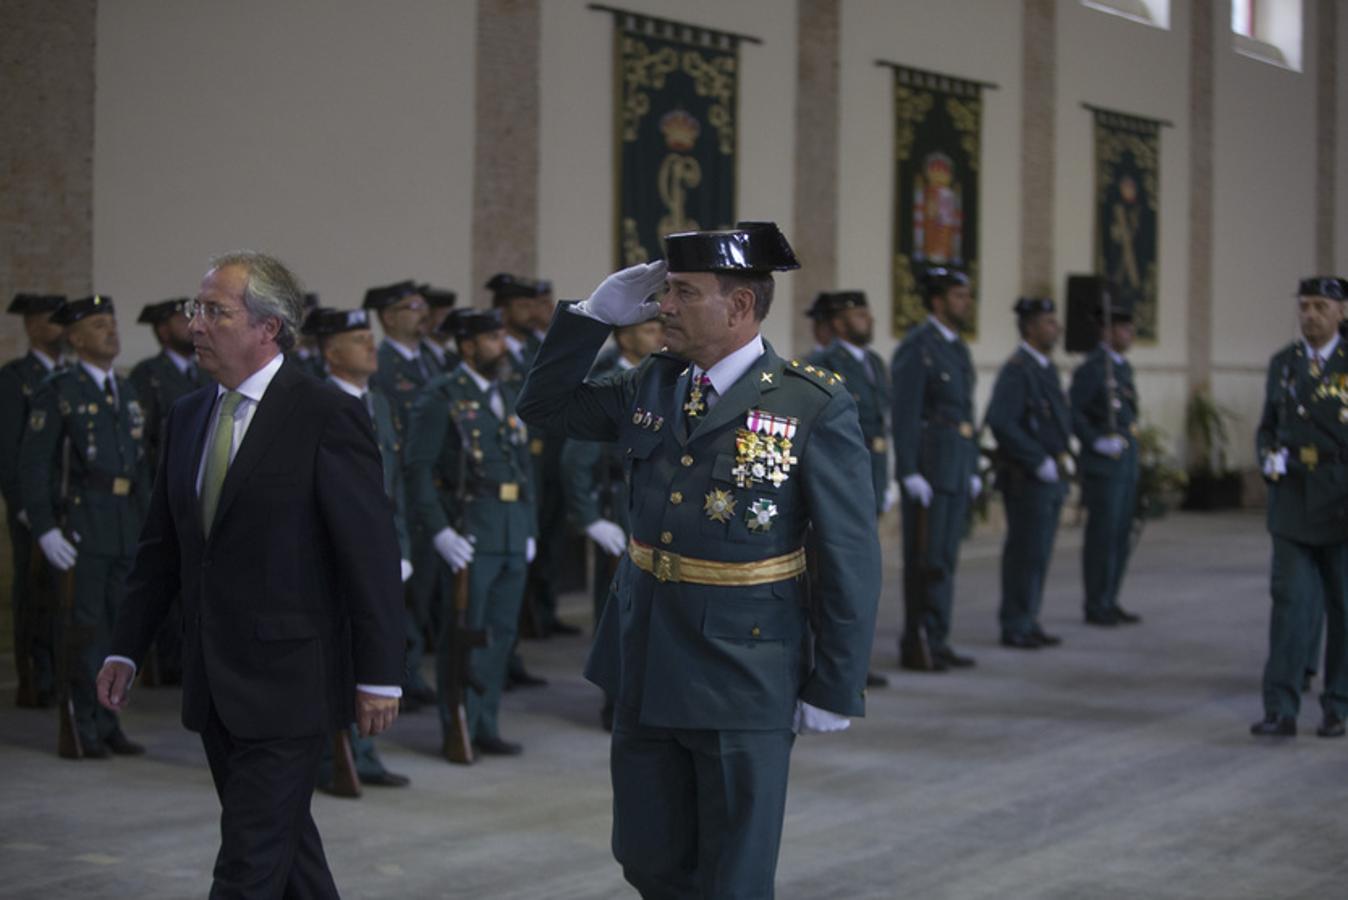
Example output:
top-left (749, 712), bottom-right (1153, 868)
top-left (328, 728), bottom-right (362, 798)
top-left (442, 566), bottom-right (482, 765)
top-left (54, 565), bottom-right (82, 759)
top-left (900, 503), bottom-right (936, 670)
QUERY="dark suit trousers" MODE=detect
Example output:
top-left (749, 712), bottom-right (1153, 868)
top-left (611, 720), bottom-right (795, 900)
top-left (202, 704), bottom-right (337, 900)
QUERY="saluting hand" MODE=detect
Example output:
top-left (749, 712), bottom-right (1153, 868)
top-left (355, 690), bottom-right (399, 737)
top-left (576, 261), bottom-right (668, 326)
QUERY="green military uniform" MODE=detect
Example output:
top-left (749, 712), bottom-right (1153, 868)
top-left (286, 346), bottom-right (327, 380)
top-left (816, 340), bottom-right (889, 515)
top-left (986, 320), bottom-right (1072, 645)
top-left (1254, 286), bottom-right (1348, 731)
top-left (1070, 344), bottom-right (1140, 622)
top-left (18, 303), bottom-right (151, 750)
top-left (405, 349), bottom-right (536, 748)
top-left (891, 317), bottom-right (979, 658)
top-left (519, 225), bottom-right (879, 898)
top-left (1, 293), bottom-right (66, 706)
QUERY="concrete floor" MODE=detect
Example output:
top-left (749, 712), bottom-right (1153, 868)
top-left (1, 509), bottom-right (1345, 899)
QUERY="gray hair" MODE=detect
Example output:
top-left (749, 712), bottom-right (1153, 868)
top-left (208, 250), bottom-right (305, 352)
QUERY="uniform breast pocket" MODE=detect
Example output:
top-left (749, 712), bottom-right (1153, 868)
top-left (623, 430), bottom-right (663, 518)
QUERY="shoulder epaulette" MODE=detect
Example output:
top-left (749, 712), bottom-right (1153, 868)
top-left (786, 359), bottom-right (846, 393)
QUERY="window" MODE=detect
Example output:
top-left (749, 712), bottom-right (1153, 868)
top-left (1232, 0), bottom-right (1303, 71)
top-left (1081, 0), bottom-right (1171, 30)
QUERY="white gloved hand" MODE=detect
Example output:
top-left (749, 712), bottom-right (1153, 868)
top-left (525, 536), bottom-right (537, 564)
top-left (882, 480), bottom-right (900, 514)
top-left (1092, 435), bottom-right (1127, 457)
top-left (901, 474), bottom-right (933, 508)
top-left (16, 509), bottom-right (29, 529)
top-left (38, 528), bottom-right (78, 571)
top-left (399, 559), bottom-right (414, 583)
top-left (969, 474), bottom-right (983, 499)
top-left (792, 700), bottom-right (852, 735)
top-left (585, 519), bottom-right (627, 557)
top-left (574, 261), bottom-right (668, 326)
top-left (433, 527), bottom-right (475, 573)
top-left (1262, 448), bottom-right (1288, 479)
top-left (1035, 456), bottom-right (1059, 483)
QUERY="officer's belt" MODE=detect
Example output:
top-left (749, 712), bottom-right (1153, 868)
top-left (468, 479), bottom-right (522, 502)
top-left (83, 471), bottom-right (135, 496)
top-left (1294, 445), bottom-right (1348, 468)
top-left (627, 538), bottom-right (806, 586)
top-left (923, 415), bottom-right (976, 439)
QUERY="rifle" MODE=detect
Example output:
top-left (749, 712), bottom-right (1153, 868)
top-left (15, 521), bottom-right (40, 707)
top-left (1100, 286), bottom-right (1123, 460)
top-left (327, 727), bottom-right (362, 798)
top-left (442, 415), bottom-right (487, 765)
top-left (900, 502), bottom-right (937, 671)
top-left (52, 435), bottom-right (85, 759)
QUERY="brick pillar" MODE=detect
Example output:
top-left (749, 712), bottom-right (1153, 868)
top-left (791, 0), bottom-right (841, 356)
top-left (1020, 0), bottom-right (1056, 297)
top-left (1315, 0), bottom-right (1338, 273)
top-left (472, 0), bottom-right (541, 304)
top-left (1187, 0), bottom-right (1215, 396)
top-left (0, 0), bottom-right (96, 360)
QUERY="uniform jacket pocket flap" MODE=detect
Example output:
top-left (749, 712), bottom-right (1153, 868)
top-left (702, 599), bottom-right (787, 641)
top-left (624, 430), bottom-right (662, 460)
top-left (255, 615), bottom-right (320, 642)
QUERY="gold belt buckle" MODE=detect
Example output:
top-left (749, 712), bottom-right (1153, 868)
top-left (870, 436), bottom-right (888, 453)
top-left (1300, 445), bottom-right (1319, 470)
top-left (112, 477), bottom-right (131, 496)
top-left (498, 482), bottom-right (519, 502)
top-left (529, 438), bottom-right (544, 456)
top-left (651, 548), bottom-right (681, 583)
top-left (959, 422), bottom-right (974, 439)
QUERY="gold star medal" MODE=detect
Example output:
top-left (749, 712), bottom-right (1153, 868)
top-left (704, 489), bottom-right (737, 523)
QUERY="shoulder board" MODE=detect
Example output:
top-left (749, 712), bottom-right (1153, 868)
top-left (785, 359), bottom-right (846, 393)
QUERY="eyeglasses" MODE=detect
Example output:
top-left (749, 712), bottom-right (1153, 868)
top-left (185, 299), bottom-right (238, 323)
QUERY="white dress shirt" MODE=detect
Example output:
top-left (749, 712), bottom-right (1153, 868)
top-left (1305, 332), bottom-right (1341, 365)
top-left (1019, 341), bottom-right (1051, 369)
top-left (460, 363), bottom-right (505, 418)
top-left (31, 348), bottom-right (59, 371)
top-left (928, 315), bottom-right (959, 342)
top-left (692, 334), bottom-right (765, 408)
top-left (164, 347), bottom-right (195, 376)
top-left (79, 360), bottom-right (118, 405)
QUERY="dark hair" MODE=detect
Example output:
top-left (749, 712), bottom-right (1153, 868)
top-left (715, 273), bottom-right (775, 321)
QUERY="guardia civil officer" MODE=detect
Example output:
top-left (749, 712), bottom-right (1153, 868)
top-left (890, 268), bottom-right (982, 670)
top-left (803, 293), bottom-right (837, 360)
top-left (286, 292), bottom-right (327, 379)
top-left (18, 295), bottom-right (150, 756)
top-left (367, 280), bottom-right (435, 435)
top-left (986, 297), bottom-right (1071, 650)
top-left (1, 292), bottom-right (66, 707)
top-left (1251, 276), bottom-right (1348, 738)
top-left (518, 222), bottom-right (880, 898)
top-left (405, 307), bottom-right (537, 758)
top-left (419, 285), bottom-right (461, 374)
top-left (1069, 292), bottom-right (1144, 626)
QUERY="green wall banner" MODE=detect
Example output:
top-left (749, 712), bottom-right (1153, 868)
top-left (1092, 106), bottom-right (1162, 342)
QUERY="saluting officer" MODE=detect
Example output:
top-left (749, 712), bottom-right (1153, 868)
top-left (559, 318), bottom-right (665, 730)
top-left (1, 292), bottom-right (66, 708)
top-left (19, 295), bottom-right (150, 756)
top-left (419, 285), bottom-right (461, 374)
top-left (986, 297), bottom-right (1071, 650)
top-left (518, 222), bottom-right (880, 898)
top-left (405, 307), bottom-right (537, 759)
top-left (1069, 292), bottom-right (1144, 627)
top-left (303, 306), bottom-right (412, 787)
top-left (1251, 276), bottom-right (1348, 738)
top-left (890, 268), bottom-right (982, 671)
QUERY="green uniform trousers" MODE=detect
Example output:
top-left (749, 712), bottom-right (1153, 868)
top-left (437, 552), bottom-right (527, 742)
top-left (900, 490), bottom-right (970, 654)
top-left (1263, 536), bottom-right (1348, 718)
top-left (999, 479), bottom-right (1067, 640)
top-left (1080, 472), bottom-right (1137, 618)
top-left (611, 721), bottom-right (794, 900)
top-left (72, 553), bottom-right (130, 745)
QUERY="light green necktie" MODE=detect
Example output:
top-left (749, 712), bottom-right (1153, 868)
top-left (201, 391), bottom-right (244, 535)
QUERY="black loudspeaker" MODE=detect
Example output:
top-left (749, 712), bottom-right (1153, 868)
top-left (1065, 274), bottom-right (1109, 355)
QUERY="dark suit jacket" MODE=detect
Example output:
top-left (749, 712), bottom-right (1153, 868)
top-left (112, 358), bottom-right (405, 740)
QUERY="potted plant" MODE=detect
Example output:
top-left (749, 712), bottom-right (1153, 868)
top-left (1133, 422), bottom-right (1187, 544)
top-left (1182, 387), bottom-right (1243, 510)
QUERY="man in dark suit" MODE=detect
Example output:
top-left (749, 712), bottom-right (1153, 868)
top-left (96, 251), bottom-right (405, 898)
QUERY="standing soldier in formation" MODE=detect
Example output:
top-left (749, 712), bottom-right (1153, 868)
top-left (1069, 293), bottom-right (1144, 627)
top-left (804, 293), bottom-right (836, 359)
top-left (986, 297), bottom-right (1071, 651)
top-left (419, 285), bottom-right (461, 374)
top-left (19, 295), bottom-right (149, 756)
top-left (519, 222), bottom-right (880, 898)
top-left (286, 292), bottom-right (327, 379)
top-left (405, 308), bottom-right (537, 759)
top-left (303, 306), bottom-right (413, 787)
top-left (559, 318), bottom-right (665, 730)
top-left (129, 297), bottom-right (208, 686)
top-left (1251, 276), bottom-right (1348, 739)
top-left (1, 293), bottom-right (66, 707)
top-left (890, 269), bottom-right (982, 671)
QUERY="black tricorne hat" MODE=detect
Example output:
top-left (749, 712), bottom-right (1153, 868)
top-left (485, 273), bottom-right (540, 304)
top-left (1013, 296), bottom-right (1056, 318)
top-left (7, 293), bottom-right (66, 316)
top-left (665, 221), bottom-right (800, 274)
top-left (51, 295), bottom-right (114, 325)
top-left (820, 291), bottom-right (867, 317)
top-left (420, 285), bottom-right (458, 309)
top-left (1297, 277), bottom-right (1348, 301)
top-left (137, 298), bottom-right (188, 325)
top-left (302, 307), bottom-right (371, 337)
top-left (437, 307), bottom-right (504, 340)
top-left (362, 281), bottom-right (420, 311)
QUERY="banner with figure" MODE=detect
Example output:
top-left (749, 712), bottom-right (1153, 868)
top-left (890, 64), bottom-right (983, 338)
top-left (609, 9), bottom-right (741, 267)
top-left (1093, 107), bottom-right (1161, 342)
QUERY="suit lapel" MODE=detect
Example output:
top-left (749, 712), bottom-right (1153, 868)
top-left (175, 386), bottom-right (217, 535)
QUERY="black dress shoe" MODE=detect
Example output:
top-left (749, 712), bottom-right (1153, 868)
top-left (548, 619), bottom-right (583, 637)
top-left (1000, 633), bottom-right (1041, 650)
top-left (104, 732), bottom-right (146, 756)
top-left (473, 735), bottom-right (523, 756)
top-left (1030, 628), bottom-right (1062, 647)
top-left (360, 770), bottom-right (411, 787)
top-left (933, 648), bottom-right (976, 668)
top-left (1111, 607), bottom-right (1142, 624)
top-left (1316, 714), bottom-right (1345, 738)
top-left (1249, 714), bottom-right (1296, 737)
top-left (506, 669), bottom-right (548, 689)
top-left (1084, 610), bottom-right (1119, 626)
top-left (865, 671), bottom-right (890, 687)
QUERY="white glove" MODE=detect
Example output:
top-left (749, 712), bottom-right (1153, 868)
top-left (1262, 448), bottom-right (1288, 479)
top-left (881, 480), bottom-right (900, 514)
top-left (792, 700), bottom-right (851, 735)
top-left (585, 519), bottom-right (627, 557)
top-left (399, 559), bottom-right (414, 583)
top-left (38, 528), bottom-right (78, 571)
top-left (1035, 456), bottom-right (1059, 483)
top-left (525, 536), bottom-right (537, 564)
top-left (433, 527), bottom-right (475, 573)
top-left (1092, 435), bottom-right (1127, 458)
top-left (574, 261), bottom-right (668, 326)
top-left (969, 474), bottom-right (983, 499)
top-left (901, 474), bottom-right (933, 508)
top-left (16, 509), bottom-right (29, 528)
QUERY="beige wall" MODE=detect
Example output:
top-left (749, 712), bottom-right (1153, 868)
top-left (1339, 0), bottom-right (1348, 270)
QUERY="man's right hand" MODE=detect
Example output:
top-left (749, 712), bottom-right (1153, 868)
top-left (574, 261), bottom-right (667, 326)
top-left (38, 528), bottom-right (77, 571)
top-left (433, 527), bottom-right (475, 572)
top-left (585, 519), bottom-right (627, 557)
top-left (901, 474), bottom-right (933, 508)
top-left (97, 659), bottom-right (136, 711)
